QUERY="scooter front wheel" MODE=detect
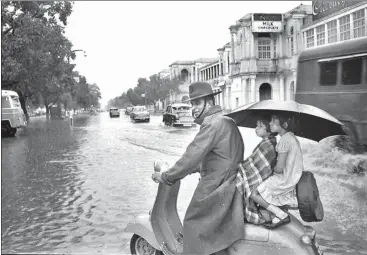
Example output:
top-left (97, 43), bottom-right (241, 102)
top-left (130, 234), bottom-right (163, 255)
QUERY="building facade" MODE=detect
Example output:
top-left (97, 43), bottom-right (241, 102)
top-left (301, 1), bottom-right (367, 50)
top-left (161, 3), bottom-right (367, 112)
top-left (167, 58), bottom-right (218, 104)
top-left (223, 4), bottom-right (313, 110)
top-left (197, 42), bottom-right (233, 111)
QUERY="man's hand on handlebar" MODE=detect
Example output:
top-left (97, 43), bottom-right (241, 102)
top-left (152, 172), bottom-right (165, 184)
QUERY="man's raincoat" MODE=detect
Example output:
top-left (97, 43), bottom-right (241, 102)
top-left (162, 105), bottom-right (245, 255)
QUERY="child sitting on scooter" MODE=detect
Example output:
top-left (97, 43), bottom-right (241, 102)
top-left (250, 113), bottom-right (303, 228)
top-left (236, 117), bottom-right (277, 225)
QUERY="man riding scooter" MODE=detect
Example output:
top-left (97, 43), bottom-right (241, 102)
top-left (152, 81), bottom-right (245, 255)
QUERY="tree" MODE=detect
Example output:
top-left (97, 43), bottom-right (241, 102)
top-left (1, 1), bottom-right (75, 119)
top-left (126, 88), bottom-right (144, 106)
top-left (73, 76), bottom-right (102, 110)
top-left (107, 75), bottom-right (181, 112)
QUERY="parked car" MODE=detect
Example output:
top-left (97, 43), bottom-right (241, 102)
top-left (163, 103), bottom-right (196, 127)
top-left (125, 106), bottom-right (133, 115)
top-left (109, 107), bottom-right (120, 118)
top-left (130, 106), bottom-right (150, 122)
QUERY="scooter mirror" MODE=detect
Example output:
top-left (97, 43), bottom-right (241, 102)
top-left (153, 160), bottom-right (169, 173)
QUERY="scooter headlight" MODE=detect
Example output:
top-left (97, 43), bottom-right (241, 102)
top-left (301, 235), bottom-right (312, 245)
top-left (304, 225), bottom-right (316, 240)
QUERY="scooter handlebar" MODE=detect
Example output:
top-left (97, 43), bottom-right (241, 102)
top-left (153, 160), bottom-right (169, 173)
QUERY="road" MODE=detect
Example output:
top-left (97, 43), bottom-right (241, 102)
top-left (1, 112), bottom-right (367, 254)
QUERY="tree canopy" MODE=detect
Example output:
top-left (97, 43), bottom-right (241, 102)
top-left (107, 75), bottom-right (181, 109)
top-left (1, 1), bottom-right (101, 119)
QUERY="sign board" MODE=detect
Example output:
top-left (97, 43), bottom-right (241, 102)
top-left (252, 13), bottom-right (283, 33)
top-left (312, 1), bottom-right (364, 21)
top-left (141, 94), bottom-right (145, 97)
top-left (253, 14), bottom-right (282, 21)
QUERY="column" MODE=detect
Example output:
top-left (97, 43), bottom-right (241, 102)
top-left (226, 87), bottom-right (230, 110)
top-left (222, 87), bottom-right (226, 110)
top-left (241, 78), bottom-right (246, 105)
top-left (230, 30), bottom-right (236, 65)
top-left (278, 33), bottom-right (283, 58)
top-left (245, 27), bottom-right (250, 58)
top-left (191, 67), bottom-right (195, 83)
top-left (293, 21), bottom-right (298, 55)
top-left (219, 55), bottom-right (223, 76)
top-left (293, 71), bottom-right (297, 95)
top-left (279, 75), bottom-right (285, 101)
top-left (250, 32), bottom-right (255, 58)
top-left (250, 76), bottom-right (256, 103)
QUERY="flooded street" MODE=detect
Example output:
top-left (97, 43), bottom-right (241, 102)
top-left (2, 113), bottom-right (367, 254)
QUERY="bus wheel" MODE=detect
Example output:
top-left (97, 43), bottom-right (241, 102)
top-left (1, 122), bottom-right (11, 137)
top-left (9, 128), bottom-right (17, 137)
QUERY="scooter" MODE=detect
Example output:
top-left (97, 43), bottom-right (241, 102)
top-left (125, 161), bottom-right (324, 255)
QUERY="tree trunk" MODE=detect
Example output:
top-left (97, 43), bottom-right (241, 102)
top-left (17, 91), bottom-right (30, 122)
top-left (45, 102), bottom-right (50, 119)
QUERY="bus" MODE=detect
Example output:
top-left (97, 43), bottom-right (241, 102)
top-left (295, 37), bottom-right (367, 147)
top-left (1, 90), bottom-right (27, 137)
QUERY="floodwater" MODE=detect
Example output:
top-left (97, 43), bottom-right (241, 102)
top-left (1, 113), bottom-right (367, 254)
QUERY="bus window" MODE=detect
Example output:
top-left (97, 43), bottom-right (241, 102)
top-left (319, 62), bottom-right (337, 86)
top-left (10, 95), bottom-right (21, 108)
top-left (1, 96), bottom-right (11, 108)
top-left (342, 58), bottom-right (362, 85)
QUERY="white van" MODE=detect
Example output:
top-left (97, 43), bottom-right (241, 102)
top-left (2, 90), bottom-right (27, 136)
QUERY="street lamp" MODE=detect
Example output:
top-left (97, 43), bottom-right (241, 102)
top-left (68, 49), bottom-right (87, 64)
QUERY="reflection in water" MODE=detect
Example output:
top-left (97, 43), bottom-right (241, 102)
top-left (1, 114), bottom-right (367, 254)
top-left (2, 118), bottom-right (87, 253)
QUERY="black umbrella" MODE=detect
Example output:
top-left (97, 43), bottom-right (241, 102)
top-left (226, 100), bottom-right (348, 142)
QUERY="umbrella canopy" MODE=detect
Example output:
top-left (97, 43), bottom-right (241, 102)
top-left (226, 100), bottom-right (348, 142)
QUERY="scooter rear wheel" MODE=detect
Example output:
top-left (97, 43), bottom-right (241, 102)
top-left (130, 234), bottom-right (163, 255)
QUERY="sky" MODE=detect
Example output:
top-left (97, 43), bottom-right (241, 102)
top-left (64, 1), bottom-right (311, 107)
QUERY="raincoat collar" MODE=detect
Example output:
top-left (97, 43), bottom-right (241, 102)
top-left (194, 105), bottom-right (222, 125)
